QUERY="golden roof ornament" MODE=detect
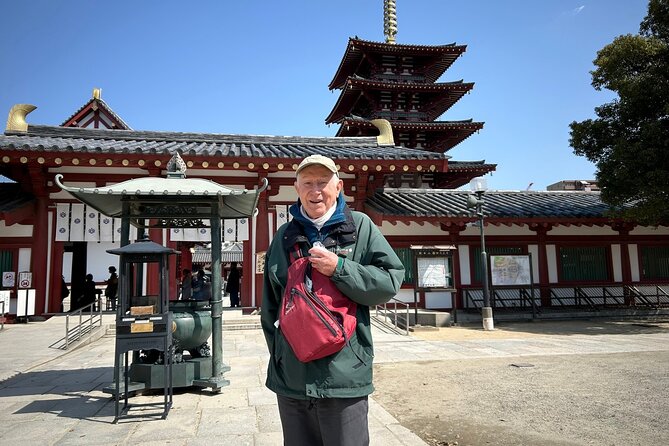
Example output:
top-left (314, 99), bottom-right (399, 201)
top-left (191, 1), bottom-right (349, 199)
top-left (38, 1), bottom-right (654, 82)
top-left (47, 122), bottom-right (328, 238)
top-left (93, 88), bottom-right (101, 100)
top-left (5, 104), bottom-right (36, 133)
top-left (384, 0), bottom-right (397, 44)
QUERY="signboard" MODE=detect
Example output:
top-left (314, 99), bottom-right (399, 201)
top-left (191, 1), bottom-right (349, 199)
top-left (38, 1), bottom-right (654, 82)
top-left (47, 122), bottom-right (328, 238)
top-left (2, 271), bottom-right (15, 288)
top-left (416, 256), bottom-right (451, 288)
top-left (0, 290), bottom-right (10, 314)
top-left (16, 289), bottom-right (36, 317)
top-left (18, 272), bottom-right (33, 289)
top-left (255, 251), bottom-right (266, 275)
top-left (490, 255), bottom-right (532, 286)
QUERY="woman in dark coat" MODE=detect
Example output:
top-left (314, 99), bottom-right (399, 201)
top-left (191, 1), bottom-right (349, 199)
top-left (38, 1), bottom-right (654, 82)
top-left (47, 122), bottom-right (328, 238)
top-left (226, 262), bottom-right (241, 307)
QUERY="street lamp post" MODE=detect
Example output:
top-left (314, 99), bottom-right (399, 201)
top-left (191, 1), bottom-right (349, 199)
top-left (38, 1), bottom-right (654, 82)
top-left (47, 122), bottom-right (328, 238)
top-left (467, 178), bottom-right (495, 331)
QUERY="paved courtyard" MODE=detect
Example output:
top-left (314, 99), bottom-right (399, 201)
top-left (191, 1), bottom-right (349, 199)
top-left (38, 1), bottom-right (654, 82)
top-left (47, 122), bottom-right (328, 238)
top-left (0, 315), bottom-right (668, 445)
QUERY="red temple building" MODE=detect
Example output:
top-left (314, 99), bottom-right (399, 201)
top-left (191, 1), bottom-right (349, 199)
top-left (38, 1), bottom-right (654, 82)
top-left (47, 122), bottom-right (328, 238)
top-left (1, 4), bottom-right (668, 322)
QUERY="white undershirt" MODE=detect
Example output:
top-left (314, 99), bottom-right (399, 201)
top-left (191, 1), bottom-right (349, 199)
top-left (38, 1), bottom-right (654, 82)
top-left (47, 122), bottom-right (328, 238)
top-left (300, 204), bottom-right (337, 231)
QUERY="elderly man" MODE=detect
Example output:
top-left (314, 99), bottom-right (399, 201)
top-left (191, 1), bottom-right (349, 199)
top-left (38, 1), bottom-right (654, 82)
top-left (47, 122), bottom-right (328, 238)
top-left (261, 154), bottom-right (405, 446)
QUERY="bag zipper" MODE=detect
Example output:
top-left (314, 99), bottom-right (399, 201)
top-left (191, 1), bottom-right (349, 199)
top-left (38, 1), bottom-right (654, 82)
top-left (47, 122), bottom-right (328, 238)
top-left (290, 287), bottom-right (339, 337)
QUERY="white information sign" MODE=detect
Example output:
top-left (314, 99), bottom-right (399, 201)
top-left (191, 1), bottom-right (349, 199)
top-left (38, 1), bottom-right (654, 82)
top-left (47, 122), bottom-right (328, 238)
top-left (490, 255), bottom-right (532, 286)
top-left (16, 289), bottom-right (36, 317)
top-left (0, 290), bottom-right (10, 314)
top-left (417, 257), bottom-right (450, 288)
top-left (2, 271), bottom-right (15, 288)
top-left (18, 272), bottom-right (33, 289)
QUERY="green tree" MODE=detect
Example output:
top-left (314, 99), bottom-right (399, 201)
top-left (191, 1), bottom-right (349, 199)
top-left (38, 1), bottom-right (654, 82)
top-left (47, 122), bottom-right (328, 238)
top-left (569, 0), bottom-right (669, 225)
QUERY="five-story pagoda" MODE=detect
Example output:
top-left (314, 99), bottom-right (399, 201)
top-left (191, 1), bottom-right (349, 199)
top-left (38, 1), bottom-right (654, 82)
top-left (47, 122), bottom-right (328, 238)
top-left (326, 0), bottom-right (493, 188)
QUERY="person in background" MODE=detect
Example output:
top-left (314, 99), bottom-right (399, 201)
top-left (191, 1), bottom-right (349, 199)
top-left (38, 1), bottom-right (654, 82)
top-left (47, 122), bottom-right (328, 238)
top-left (192, 269), bottom-right (208, 300)
top-left (180, 268), bottom-right (193, 300)
top-left (60, 276), bottom-right (69, 313)
top-left (105, 266), bottom-right (118, 311)
top-left (225, 262), bottom-right (241, 307)
top-left (82, 274), bottom-right (97, 311)
top-left (261, 155), bottom-right (405, 446)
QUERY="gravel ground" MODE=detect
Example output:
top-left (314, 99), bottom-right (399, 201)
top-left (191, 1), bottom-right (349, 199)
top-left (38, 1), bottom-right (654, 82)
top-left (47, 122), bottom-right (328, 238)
top-left (373, 324), bottom-right (669, 446)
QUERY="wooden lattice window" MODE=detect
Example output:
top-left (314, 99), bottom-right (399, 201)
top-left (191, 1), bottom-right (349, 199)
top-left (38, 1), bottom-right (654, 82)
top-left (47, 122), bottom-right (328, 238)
top-left (393, 247), bottom-right (413, 285)
top-left (559, 246), bottom-right (609, 282)
top-left (640, 246), bottom-right (669, 280)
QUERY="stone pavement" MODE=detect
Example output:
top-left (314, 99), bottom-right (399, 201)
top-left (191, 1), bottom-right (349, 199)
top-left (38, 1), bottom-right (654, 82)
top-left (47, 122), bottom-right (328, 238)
top-left (0, 315), bottom-right (668, 445)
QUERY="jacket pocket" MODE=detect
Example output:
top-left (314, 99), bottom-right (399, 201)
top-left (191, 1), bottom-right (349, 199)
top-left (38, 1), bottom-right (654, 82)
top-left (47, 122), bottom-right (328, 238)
top-left (324, 331), bottom-right (373, 390)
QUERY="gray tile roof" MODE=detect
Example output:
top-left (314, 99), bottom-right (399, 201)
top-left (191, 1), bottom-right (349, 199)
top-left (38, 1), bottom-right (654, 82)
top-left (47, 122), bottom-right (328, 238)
top-left (1, 125), bottom-right (447, 162)
top-left (366, 188), bottom-right (614, 219)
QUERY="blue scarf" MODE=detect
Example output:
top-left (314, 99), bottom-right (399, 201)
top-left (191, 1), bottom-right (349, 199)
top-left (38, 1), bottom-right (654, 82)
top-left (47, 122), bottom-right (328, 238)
top-left (289, 193), bottom-right (347, 244)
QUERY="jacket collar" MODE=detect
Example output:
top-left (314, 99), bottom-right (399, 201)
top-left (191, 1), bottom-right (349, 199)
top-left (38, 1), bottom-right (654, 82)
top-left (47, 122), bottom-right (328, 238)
top-left (283, 205), bottom-right (356, 253)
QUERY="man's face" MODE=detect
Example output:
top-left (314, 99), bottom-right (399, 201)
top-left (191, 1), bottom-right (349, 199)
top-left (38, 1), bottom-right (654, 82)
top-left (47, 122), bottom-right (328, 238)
top-left (294, 165), bottom-right (343, 219)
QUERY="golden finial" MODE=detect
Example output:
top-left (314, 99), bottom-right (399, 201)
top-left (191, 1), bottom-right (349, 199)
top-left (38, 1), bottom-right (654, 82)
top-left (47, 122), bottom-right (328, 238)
top-left (92, 88), bottom-right (101, 100)
top-left (384, 0), bottom-right (397, 44)
top-left (5, 104), bottom-right (37, 133)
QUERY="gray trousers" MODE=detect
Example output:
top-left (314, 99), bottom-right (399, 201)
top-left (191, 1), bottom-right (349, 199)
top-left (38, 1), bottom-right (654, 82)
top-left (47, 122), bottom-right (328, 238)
top-left (276, 394), bottom-right (369, 446)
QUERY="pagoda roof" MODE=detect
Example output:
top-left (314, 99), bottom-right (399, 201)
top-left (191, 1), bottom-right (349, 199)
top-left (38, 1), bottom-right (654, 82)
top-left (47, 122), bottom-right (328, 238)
top-left (325, 78), bottom-right (474, 124)
top-left (433, 162), bottom-right (497, 189)
top-left (335, 116), bottom-right (484, 151)
top-left (329, 37), bottom-right (467, 90)
top-left (61, 97), bottom-right (131, 130)
top-left (364, 188), bottom-right (619, 226)
top-left (1, 124), bottom-right (447, 172)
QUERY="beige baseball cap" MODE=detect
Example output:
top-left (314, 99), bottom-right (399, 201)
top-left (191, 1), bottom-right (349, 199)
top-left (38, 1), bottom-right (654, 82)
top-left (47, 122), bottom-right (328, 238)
top-left (295, 155), bottom-right (338, 176)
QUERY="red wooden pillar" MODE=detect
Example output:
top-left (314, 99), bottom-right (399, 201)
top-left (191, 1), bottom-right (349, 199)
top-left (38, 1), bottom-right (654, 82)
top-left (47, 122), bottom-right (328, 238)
top-left (616, 224), bottom-right (635, 305)
top-left (30, 196), bottom-right (49, 315)
top-left (531, 224), bottom-right (552, 307)
top-left (251, 185), bottom-right (270, 309)
top-left (146, 226), bottom-right (162, 296)
top-left (166, 237), bottom-right (178, 300)
top-left (49, 239), bottom-right (65, 313)
top-left (353, 172), bottom-right (369, 212)
top-left (443, 222), bottom-right (466, 311)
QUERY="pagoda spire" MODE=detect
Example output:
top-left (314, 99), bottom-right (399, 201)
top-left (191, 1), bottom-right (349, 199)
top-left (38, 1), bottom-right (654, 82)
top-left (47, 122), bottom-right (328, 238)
top-left (384, 0), bottom-right (397, 44)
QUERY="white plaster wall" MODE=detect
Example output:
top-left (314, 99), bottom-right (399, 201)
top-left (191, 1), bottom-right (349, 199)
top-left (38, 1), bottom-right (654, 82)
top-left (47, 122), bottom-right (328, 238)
top-left (272, 185), bottom-right (298, 202)
top-left (50, 167), bottom-right (147, 176)
top-left (87, 242), bottom-right (120, 283)
top-left (528, 245), bottom-right (540, 283)
top-left (63, 252), bottom-right (73, 282)
top-left (18, 248), bottom-right (31, 272)
top-left (546, 245), bottom-right (558, 283)
top-left (630, 226), bottom-right (669, 236)
top-left (394, 288), bottom-right (415, 304)
top-left (270, 185), bottom-right (353, 203)
top-left (0, 221), bottom-right (32, 237)
top-left (548, 226), bottom-right (618, 236)
top-left (611, 244), bottom-right (623, 282)
top-left (459, 224), bottom-right (535, 237)
top-left (380, 221), bottom-right (443, 236)
top-left (425, 291), bottom-right (453, 309)
top-left (629, 244), bottom-right (640, 281)
top-left (458, 245), bottom-right (471, 285)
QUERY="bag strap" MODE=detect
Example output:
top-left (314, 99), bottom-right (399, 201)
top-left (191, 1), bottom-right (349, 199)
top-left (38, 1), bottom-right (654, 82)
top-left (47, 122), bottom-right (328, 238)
top-left (288, 243), bottom-right (305, 264)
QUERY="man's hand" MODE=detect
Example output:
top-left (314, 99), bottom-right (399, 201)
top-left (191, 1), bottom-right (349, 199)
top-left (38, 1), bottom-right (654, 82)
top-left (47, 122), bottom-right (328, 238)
top-left (308, 245), bottom-right (339, 277)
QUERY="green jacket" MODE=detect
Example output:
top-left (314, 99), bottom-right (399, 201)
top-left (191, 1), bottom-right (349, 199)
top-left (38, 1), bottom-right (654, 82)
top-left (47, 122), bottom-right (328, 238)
top-left (261, 207), bottom-right (405, 399)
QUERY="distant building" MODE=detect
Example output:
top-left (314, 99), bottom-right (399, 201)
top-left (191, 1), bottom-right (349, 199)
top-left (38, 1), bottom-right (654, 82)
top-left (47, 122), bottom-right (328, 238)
top-left (547, 180), bottom-right (600, 192)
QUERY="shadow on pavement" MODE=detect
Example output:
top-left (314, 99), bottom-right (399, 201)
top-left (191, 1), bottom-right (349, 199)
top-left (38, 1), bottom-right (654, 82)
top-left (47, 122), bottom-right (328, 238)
top-left (473, 319), bottom-right (669, 336)
top-left (0, 366), bottom-right (112, 396)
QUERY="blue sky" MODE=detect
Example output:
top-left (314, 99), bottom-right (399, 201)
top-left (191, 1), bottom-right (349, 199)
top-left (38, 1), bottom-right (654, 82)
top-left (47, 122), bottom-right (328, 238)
top-left (0, 0), bottom-right (650, 190)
